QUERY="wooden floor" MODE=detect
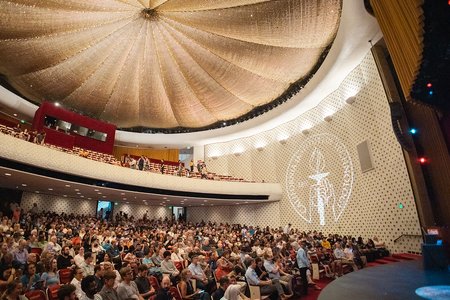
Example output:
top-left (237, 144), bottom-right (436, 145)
top-left (318, 259), bottom-right (450, 300)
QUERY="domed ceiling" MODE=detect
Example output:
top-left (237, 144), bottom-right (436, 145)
top-left (0, 0), bottom-right (342, 131)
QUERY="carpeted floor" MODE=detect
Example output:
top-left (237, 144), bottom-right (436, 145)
top-left (292, 253), bottom-right (423, 300)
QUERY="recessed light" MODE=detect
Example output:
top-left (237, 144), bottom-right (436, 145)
top-left (166, 200), bottom-right (170, 202)
top-left (121, 193), bottom-right (125, 195)
top-left (245, 202), bottom-right (249, 204)
top-left (48, 188), bottom-right (53, 191)
top-left (21, 183), bottom-right (27, 187)
top-left (94, 189), bottom-right (99, 192)
top-left (123, 198), bottom-right (127, 200)
top-left (163, 197), bottom-right (167, 200)
top-left (102, 196), bottom-right (106, 198)
top-left (201, 204), bottom-right (205, 206)
top-left (80, 196), bottom-right (84, 198)
top-left (204, 200), bottom-right (208, 202)
top-left (126, 202), bottom-right (129, 204)
top-left (63, 195), bottom-right (67, 197)
top-left (13, 113), bottom-right (17, 117)
top-left (65, 184), bottom-right (70, 187)
top-left (235, 203), bottom-right (240, 205)
top-left (74, 189), bottom-right (80, 191)
top-left (76, 192), bottom-right (81, 195)
top-left (4, 173), bottom-right (11, 176)
top-left (183, 199), bottom-right (187, 201)
top-left (35, 191), bottom-right (40, 194)
top-left (97, 192), bottom-right (102, 195)
top-left (88, 197), bottom-right (92, 200)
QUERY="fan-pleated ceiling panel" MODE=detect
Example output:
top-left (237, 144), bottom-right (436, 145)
top-left (0, 0), bottom-right (341, 129)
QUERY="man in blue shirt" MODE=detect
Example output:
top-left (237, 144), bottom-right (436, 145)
top-left (245, 258), bottom-right (287, 300)
top-left (296, 241), bottom-right (310, 296)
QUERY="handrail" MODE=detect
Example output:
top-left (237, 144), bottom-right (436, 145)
top-left (394, 234), bottom-right (422, 243)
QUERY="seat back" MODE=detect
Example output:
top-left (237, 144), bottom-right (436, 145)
top-left (31, 247), bottom-right (43, 255)
top-left (148, 275), bottom-right (160, 290)
top-left (25, 290), bottom-right (46, 300)
top-left (46, 284), bottom-right (61, 300)
top-left (170, 286), bottom-right (183, 300)
top-left (248, 285), bottom-right (261, 300)
top-left (58, 268), bottom-right (73, 284)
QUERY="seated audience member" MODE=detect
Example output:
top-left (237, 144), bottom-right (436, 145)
top-left (41, 258), bottom-right (60, 288)
top-left (187, 255), bottom-right (214, 293)
top-left (178, 269), bottom-right (210, 300)
top-left (98, 270), bottom-right (119, 300)
top-left (222, 284), bottom-right (248, 300)
top-left (333, 242), bottom-right (358, 276)
top-left (20, 263), bottom-right (40, 292)
top-left (155, 276), bottom-right (173, 300)
top-left (1, 280), bottom-right (26, 300)
top-left (74, 247), bottom-right (85, 268)
top-left (57, 283), bottom-right (77, 300)
top-left (80, 275), bottom-right (99, 300)
top-left (160, 251), bottom-right (180, 284)
top-left (81, 253), bottom-right (95, 277)
top-left (117, 267), bottom-right (143, 300)
top-left (134, 265), bottom-right (155, 300)
top-left (1, 267), bottom-right (18, 294)
top-left (263, 254), bottom-right (293, 297)
top-left (215, 251), bottom-right (234, 280)
top-left (244, 258), bottom-right (285, 300)
top-left (12, 240), bottom-right (28, 268)
top-left (70, 267), bottom-right (85, 299)
top-left (212, 276), bottom-right (230, 300)
top-left (93, 265), bottom-right (104, 293)
top-left (57, 246), bottom-right (73, 270)
top-left (100, 262), bottom-right (120, 289)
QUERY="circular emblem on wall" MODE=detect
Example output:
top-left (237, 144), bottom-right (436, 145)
top-left (285, 133), bottom-right (354, 225)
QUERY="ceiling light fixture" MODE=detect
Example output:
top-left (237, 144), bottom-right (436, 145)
top-left (48, 188), bottom-right (53, 191)
top-left (4, 173), bottom-right (12, 176)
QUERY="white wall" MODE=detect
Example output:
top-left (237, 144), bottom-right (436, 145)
top-left (201, 52), bottom-right (422, 254)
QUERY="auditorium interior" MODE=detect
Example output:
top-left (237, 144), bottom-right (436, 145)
top-left (0, 0), bottom-right (449, 299)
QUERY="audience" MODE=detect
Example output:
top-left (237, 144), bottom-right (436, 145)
top-left (0, 199), bottom-right (392, 300)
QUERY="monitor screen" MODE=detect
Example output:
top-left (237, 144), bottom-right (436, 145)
top-left (97, 201), bottom-right (113, 220)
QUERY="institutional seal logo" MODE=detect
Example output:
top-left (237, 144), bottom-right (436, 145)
top-left (285, 133), bottom-right (354, 225)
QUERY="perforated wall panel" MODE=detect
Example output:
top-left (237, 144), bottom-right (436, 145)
top-left (202, 52), bottom-right (421, 253)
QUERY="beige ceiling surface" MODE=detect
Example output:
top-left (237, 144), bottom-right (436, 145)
top-left (0, 0), bottom-right (341, 129)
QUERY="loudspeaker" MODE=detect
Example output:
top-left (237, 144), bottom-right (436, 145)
top-left (422, 244), bottom-right (448, 270)
top-left (357, 140), bottom-right (374, 173)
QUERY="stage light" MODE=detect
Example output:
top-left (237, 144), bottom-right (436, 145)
top-left (428, 90), bottom-right (433, 95)
top-left (419, 157), bottom-right (428, 164)
top-left (426, 83), bottom-right (432, 88)
top-left (409, 128), bottom-right (417, 135)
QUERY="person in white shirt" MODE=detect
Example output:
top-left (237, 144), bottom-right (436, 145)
top-left (263, 254), bottom-right (293, 297)
top-left (70, 267), bottom-right (86, 299)
top-left (74, 247), bottom-right (85, 267)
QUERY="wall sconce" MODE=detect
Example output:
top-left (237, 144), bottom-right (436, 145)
top-left (345, 96), bottom-right (356, 104)
top-left (302, 128), bottom-right (310, 135)
top-left (324, 115), bottom-right (333, 122)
